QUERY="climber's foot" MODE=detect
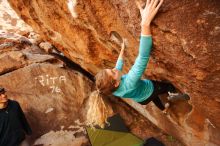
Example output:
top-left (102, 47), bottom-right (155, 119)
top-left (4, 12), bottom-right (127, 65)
top-left (162, 102), bottom-right (170, 114)
top-left (168, 92), bottom-right (190, 101)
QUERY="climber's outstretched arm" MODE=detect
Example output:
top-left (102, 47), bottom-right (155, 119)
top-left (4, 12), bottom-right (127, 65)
top-left (115, 39), bottom-right (125, 71)
top-left (125, 0), bottom-right (163, 87)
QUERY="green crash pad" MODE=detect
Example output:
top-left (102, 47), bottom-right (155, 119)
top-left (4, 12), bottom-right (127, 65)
top-left (86, 128), bottom-right (144, 146)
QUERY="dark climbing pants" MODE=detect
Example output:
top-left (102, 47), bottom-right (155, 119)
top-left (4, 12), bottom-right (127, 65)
top-left (139, 81), bottom-right (176, 111)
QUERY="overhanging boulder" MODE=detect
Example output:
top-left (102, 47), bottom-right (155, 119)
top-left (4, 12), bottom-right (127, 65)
top-left (8, 0), bottom-right (220, 145)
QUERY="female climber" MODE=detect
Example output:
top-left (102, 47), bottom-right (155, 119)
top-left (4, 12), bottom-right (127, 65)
top-left (86, 0), bottom-right (189, 127)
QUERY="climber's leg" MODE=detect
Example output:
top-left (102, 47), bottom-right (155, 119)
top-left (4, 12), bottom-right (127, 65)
top-left (138, 80), bottom-right (175, 109)
top-left (138, 94), bottom-right (165, 111)
top-left (152, 96), bottom-right (165, 110)
top-left (151, 81), bottom-right (176, 94)
top-left (152, 81), bottom-right (190, 101)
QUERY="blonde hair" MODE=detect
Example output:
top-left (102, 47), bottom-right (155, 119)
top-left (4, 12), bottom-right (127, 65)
top-left (85, 90), bottom-right (113, 128)
top-left (85, 69), bottom-right (116, 128)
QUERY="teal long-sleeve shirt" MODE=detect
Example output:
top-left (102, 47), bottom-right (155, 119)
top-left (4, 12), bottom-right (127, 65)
top-left (113, 35), bottom-right (154, 102)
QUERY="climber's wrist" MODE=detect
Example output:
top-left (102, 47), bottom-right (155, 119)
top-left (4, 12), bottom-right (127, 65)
top-left (141, 25), bottom-right (151, 36)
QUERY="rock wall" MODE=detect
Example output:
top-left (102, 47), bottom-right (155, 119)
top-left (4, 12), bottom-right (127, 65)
top-left (6, 0), bottom-right (220, 145)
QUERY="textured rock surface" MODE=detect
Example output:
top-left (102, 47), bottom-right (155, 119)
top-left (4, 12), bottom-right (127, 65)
top-left (6, 0), bottom-right (220, 145)
top-left (0, 0), bottom-right (32, 34)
